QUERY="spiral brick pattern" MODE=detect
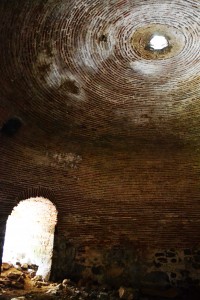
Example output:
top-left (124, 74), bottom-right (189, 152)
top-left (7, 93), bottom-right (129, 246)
top-left (0, 0), bottom-right (199, 141)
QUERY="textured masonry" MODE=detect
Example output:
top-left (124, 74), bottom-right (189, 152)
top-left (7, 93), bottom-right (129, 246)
top-left (0, 0), bottom-right (200, 288)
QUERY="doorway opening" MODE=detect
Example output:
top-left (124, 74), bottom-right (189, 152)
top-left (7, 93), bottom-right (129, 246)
top-left (2, 197), bottom-right (57, 281)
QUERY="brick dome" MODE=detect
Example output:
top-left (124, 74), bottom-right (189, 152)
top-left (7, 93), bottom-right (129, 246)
top-left (0, 0), bottom-right (199, 144)
top-left (0, 0), bottom-right (200, 289)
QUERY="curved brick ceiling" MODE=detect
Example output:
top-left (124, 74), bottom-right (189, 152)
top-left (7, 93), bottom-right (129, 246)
top-left (0, 0), bottom-right (199, 144)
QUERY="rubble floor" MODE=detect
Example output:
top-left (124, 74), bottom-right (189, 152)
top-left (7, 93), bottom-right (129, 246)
top-left (1, 263), bottom-right (200, 300)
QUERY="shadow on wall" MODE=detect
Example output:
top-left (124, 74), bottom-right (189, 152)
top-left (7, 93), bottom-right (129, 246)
top-left (2, 197), bottom-right (57, 281)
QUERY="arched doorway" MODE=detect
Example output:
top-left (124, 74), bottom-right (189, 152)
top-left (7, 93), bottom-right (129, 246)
top-left (2, 197), bottom-right (57, 280)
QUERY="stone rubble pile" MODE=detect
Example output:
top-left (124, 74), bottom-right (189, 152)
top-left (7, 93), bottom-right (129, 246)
top-left (0, 263), bottom-right (25, 290)
top-left (0, 262), bottom-right (39, 293)
top-left (0, 262), bottom-right (183, 300)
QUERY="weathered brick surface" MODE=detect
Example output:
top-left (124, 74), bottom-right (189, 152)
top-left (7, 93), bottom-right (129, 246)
top-left (0, 139), bottom-right (200, 249)
top-left (0, 0), bottom-right (199, 143)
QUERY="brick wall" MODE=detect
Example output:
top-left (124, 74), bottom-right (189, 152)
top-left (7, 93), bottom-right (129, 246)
top-left (0, 137), bottom-right (200, 249)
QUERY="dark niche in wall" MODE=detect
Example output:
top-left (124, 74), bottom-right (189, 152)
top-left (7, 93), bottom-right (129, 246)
top-left (1, 117), bottom-right (22, 137)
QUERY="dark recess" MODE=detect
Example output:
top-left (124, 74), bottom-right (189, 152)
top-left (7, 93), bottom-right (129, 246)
top-left (1, 117), bottom-right (23, 137)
